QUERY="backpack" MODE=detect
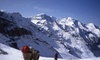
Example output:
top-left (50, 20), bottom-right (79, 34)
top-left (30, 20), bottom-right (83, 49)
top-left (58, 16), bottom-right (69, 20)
top-left (21, 46), bottom-right (30, 53)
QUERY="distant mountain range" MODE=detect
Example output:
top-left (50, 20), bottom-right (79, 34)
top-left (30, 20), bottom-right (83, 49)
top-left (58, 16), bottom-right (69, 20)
top-left (0, 10), bottom-right (100, 59)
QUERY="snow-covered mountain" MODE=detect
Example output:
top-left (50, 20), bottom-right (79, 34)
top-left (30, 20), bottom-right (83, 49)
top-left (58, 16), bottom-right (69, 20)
top-left (0, 10), bottom-right (100, 60)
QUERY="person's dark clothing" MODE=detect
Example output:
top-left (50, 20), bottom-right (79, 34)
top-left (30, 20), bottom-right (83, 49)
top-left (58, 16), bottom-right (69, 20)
top-left (55, 53), bottom-right (58, 60)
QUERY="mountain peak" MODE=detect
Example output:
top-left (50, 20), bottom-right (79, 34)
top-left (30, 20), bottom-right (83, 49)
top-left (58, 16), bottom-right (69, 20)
top-left (86, 23), bottom-right (96, 29)
top-left (87, 23), bottom-right (94, 26)
top-left (86, 23), bottom-right (95, 27)
top-left (34, 13), bottom-right (50, 19)
top-left (0, 9), bottom-right (4, 12)
top-left (11, 12), bottom-right (22, 18)
top-left (36, 13), bottom-right (46, 16)
top-left (32, 13), bottom-right (56, 22)
top-left (67, 17), bottom-right (73, 20)
top-left (60, 17), bottom-right (74, 26)
top-left (61, 17), bottom-right (73, 22)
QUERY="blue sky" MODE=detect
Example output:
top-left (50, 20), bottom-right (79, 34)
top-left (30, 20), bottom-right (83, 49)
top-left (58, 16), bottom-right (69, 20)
top-left (0, 0), bottom-right (100, 26)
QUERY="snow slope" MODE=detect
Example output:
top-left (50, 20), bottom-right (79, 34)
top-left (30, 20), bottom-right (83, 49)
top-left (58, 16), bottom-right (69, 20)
top-left (0, 43), bottom-right (23, 60)
top-left (0, 43), bottom-right (100, 60)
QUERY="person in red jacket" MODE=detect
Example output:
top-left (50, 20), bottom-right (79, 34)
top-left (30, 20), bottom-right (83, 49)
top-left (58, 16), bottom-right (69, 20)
top-left (21, 46), bottom-right (32, 60)
top-left (21, 46), bottom-right (40, 60)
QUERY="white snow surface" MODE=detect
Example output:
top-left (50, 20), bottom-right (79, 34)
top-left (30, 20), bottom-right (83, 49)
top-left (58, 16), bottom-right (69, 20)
top-left (0, 43), bottom-right (100, 60)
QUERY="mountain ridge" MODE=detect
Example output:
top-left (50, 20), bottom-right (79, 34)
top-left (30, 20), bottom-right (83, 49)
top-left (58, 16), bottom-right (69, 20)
top-left (0, 10), bottom-right (100, 59)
